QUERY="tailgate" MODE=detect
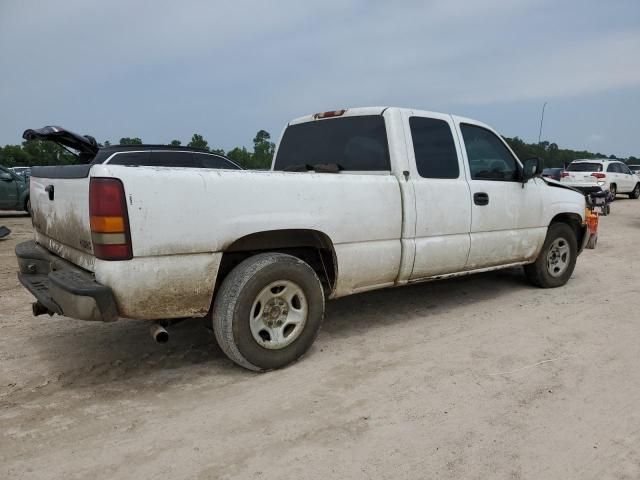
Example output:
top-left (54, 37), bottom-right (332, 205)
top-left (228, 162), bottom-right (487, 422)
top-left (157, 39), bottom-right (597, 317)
top-left (561, 172), bottom-right (598, 185)
top-left (30, 165), bottom-right (96, 271)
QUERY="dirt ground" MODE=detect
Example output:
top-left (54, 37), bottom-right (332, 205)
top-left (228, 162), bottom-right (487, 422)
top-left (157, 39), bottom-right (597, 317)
top-left (1, 202), bottom-right (639, 480)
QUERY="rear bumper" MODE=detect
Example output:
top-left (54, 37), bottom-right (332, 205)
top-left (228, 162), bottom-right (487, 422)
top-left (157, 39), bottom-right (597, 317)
top-left (16, 240), bottom-right (118, 322)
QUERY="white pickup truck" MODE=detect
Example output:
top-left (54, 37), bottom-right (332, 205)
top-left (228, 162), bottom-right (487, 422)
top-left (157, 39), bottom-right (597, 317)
top-left (17, 107), bottom-right (592, 371)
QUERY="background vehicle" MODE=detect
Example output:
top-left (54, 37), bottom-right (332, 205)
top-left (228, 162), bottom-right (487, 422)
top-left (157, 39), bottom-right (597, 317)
top-left (17, 107), bottom-right (591, 371)
top-left (541, 167), bottom-right (564, 181)
top-left (561, 159), bottom-right (640, 199)
top-left (10, 166), bottom-right (31, 178)
top-left (23, 126), bottom-right (242, 170)
top-left (628, 164), bottom-right (640, 174)
top-left (0, 165), bottom-right (30, 213)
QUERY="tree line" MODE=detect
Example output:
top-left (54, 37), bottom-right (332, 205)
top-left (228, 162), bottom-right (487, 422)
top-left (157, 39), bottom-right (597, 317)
top-left (0, 130), bottom-right (276, 170)
top-left (503, 137), bottom-right (638, 168)
top-left (0, 129), bottom-right (637, 170)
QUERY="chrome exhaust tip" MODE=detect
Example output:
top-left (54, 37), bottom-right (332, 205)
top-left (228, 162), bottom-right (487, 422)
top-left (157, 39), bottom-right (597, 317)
top-left (150, 324), bottom-right (169, 344)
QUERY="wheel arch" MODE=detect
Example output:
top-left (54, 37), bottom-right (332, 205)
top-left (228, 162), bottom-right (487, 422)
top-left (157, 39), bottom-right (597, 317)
top-left (217, 229), bottom-right (338, 297)
top-left (550, 212), bottom-right (584, 247)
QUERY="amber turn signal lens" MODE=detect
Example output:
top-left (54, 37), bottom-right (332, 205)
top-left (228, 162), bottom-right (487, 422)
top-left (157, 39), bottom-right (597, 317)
top-left (90, 215), bottom-right (125, 233)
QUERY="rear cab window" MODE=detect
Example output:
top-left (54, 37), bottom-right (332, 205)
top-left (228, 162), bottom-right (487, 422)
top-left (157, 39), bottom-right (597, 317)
top-left (274, 116), bottom-right (390, 171)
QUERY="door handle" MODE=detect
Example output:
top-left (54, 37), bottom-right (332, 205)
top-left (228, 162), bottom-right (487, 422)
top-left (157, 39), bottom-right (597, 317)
top-left (474, 192), bottom-right (489, 206)
top-left (45, 184), bottom-right (54, 201)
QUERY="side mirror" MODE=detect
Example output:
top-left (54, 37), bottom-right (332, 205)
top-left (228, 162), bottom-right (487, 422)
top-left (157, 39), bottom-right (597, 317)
top-left (522, 157), bottom-right (542, 185)
top-left (0, 172), bottom-right (14, 182)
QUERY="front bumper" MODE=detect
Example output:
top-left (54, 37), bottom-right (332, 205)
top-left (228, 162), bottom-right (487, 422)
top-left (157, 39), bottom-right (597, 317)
top-left (16, 240), bottom-right (118, 322)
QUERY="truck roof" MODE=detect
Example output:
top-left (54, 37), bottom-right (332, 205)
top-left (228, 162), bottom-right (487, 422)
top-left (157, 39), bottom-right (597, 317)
top-left (287, 107), bottom-right (494, 132)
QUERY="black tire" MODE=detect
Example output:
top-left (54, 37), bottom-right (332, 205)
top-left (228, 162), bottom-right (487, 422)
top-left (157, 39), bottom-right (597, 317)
top-left (24, 197), bottom-right (31, 215)
top-left (629, 183), bottom-right (640, 199)
top-left (609, 184), bottom-right (617, 201)
top-left (523, 223), bottom-right (578, 288)
top-left (212, 253), bottom-right (324, 371)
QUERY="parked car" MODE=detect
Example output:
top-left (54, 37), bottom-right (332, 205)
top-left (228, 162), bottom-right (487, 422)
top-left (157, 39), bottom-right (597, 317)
top-left (0, 165), bottom-right (30, 213)
top-left (10, 166), bottom-right (31, 178)
top-left (561, 159), bottom-right (640, 199)
top-left (17, 107), bottom-right (592, 371)
top-left (541, 167), bottom-right (564, 181)
top-left (628, 164), bottom-right (640, 174)
top-left (22, 126), bottom-right (242, 170)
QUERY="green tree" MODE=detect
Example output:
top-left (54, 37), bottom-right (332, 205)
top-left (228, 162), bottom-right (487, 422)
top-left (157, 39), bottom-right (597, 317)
top-left (103, 140), bottom-right (112, 147)
top-left (187, 134), bottom-right (208, 150)
top-left (251, 129), bottom-right (275, 169)
top-left (169, 139), bottom-right (181, 146)
top-left (119, 137), bottom-right (142, 145)
top-left (226, 147), bottom-right (252, 167)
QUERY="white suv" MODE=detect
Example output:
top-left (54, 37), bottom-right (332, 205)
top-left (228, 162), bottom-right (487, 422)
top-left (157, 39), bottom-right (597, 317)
top-left (561, 159), bottom-right (640, 199)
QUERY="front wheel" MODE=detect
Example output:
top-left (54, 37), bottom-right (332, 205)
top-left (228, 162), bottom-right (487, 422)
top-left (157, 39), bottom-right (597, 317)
top-left (524, 223), bottom-right (578, 288)
top-left (212, 253), bottom-right (325, 371)
top-left (629, 183), bottom-right (640, 199)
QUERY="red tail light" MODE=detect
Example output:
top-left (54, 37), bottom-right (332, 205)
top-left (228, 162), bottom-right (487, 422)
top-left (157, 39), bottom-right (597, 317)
top-left (591, 173), bottom-right (606, 179)
top-left (89, 178), bottom-right (132, 260)
top-left (561, 172), bottom-right (569, 178)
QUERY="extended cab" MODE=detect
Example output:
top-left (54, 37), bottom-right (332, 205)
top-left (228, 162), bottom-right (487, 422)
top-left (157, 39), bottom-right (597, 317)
top-left (16, 107), bottom-right (591, 371)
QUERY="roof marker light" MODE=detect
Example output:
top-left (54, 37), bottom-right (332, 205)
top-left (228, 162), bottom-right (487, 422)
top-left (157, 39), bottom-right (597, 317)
top-left (313, 109), bottom-right (347, 119)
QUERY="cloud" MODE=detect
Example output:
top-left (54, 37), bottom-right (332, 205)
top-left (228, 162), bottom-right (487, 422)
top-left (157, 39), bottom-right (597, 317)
top-left (0, 0), bottom-right (638, 156)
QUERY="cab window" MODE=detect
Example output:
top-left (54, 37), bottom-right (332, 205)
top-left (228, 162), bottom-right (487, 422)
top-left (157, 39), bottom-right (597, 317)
top-left (274, 116), bottom-right (390, 171)
top-left (409, 117), bottom-right (459, 179)
top-left (461, 124), bottom-right (520, 181)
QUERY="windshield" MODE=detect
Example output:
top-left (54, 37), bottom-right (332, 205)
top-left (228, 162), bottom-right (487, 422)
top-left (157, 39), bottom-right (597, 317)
top-left (274, 116), bottom-right (390, 171)
top-left (567, 163), bottom-right (603, 172)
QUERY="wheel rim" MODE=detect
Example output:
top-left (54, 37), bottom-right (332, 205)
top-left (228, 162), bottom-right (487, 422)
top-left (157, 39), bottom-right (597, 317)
top-left (249, 280), bottom-right (308, 350)
top-left (546, 237), bottom-right (571, 278)
top-left (634, 185), bottom-right (639, 197)
top-left (610, 185), bottom-right (616, 196)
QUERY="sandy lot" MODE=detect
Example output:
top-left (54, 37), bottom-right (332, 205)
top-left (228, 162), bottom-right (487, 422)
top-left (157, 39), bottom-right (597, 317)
top-left (1, 203), bottom-right (639, 480)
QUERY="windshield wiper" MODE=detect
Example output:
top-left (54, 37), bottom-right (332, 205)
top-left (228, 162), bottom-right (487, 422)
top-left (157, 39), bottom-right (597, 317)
top-left (312, 163), bottom-right (343, 173)
top-left (282, 164), bottom-right (313, 172)
top-left (281, 163), bottom-right (344, 173)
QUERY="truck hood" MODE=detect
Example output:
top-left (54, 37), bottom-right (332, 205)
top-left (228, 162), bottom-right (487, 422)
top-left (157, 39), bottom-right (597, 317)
top-left (541, 176), bottom-right (585, 194)
top-left (22, 126), bottom-right (99, 156)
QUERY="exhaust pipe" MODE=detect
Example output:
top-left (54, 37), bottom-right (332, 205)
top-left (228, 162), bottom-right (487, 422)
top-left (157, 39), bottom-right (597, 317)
top-left (32, 301), bottom-right (52, 317)
top-left (150, 324), bottom-right (169, 344)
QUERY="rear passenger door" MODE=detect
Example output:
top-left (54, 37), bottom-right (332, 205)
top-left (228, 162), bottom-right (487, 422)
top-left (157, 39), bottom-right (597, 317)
top-left (454, 120), bottom-right (546, 269)
top-left (403, 111), bottom-right (472, 279)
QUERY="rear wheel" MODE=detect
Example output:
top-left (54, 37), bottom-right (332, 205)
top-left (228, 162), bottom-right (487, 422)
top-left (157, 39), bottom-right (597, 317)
top-left (629, 183), bottom-right (640, 199)
top-left (524, 223), bottom-right (577, 288)
top-left (212, 253), bottom-right (324, 371)
top-left (609, 184), bottom-right (617, 200)
top-left (24, 197), bottom-right (31, 216)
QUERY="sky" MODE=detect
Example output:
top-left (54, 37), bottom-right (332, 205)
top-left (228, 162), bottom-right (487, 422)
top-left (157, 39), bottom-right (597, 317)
top-left (1, 0), bottom-right (639, 157)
